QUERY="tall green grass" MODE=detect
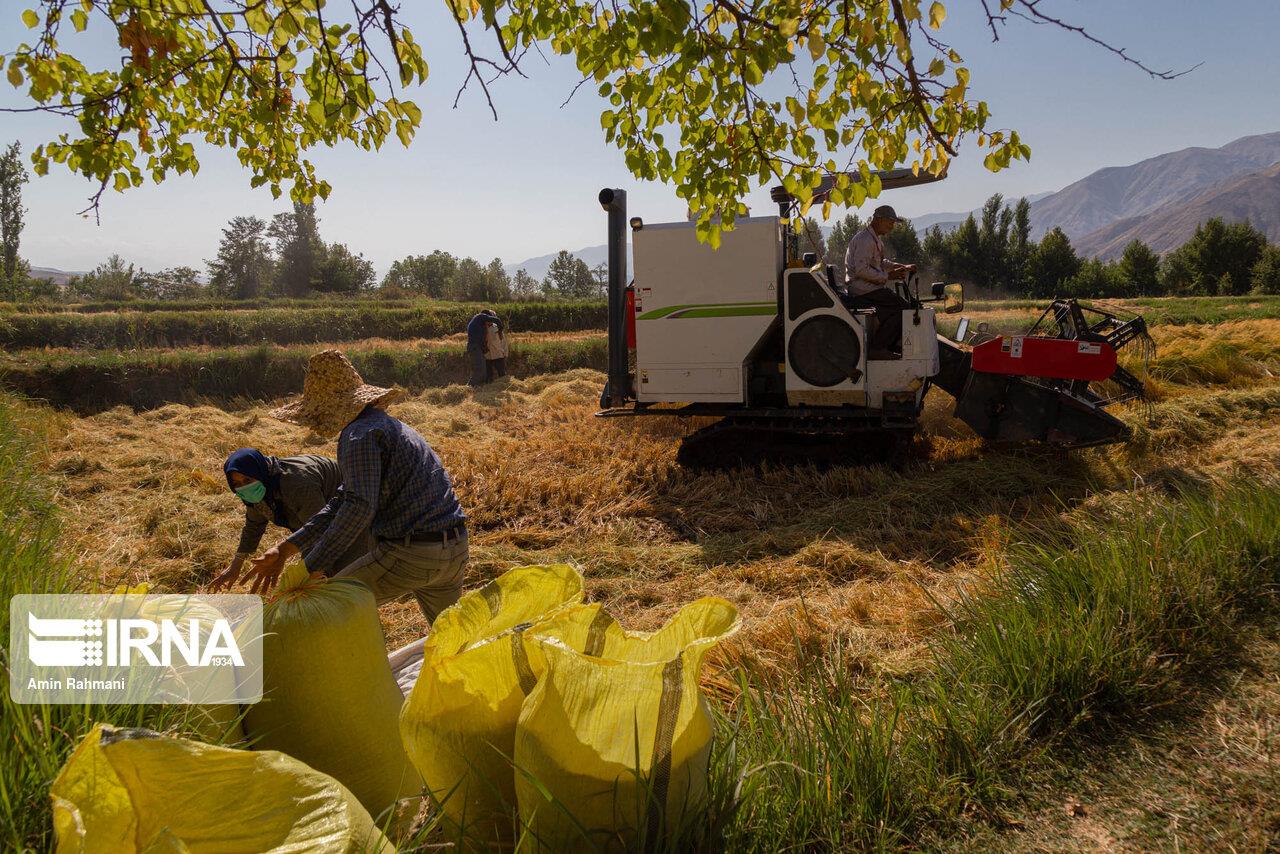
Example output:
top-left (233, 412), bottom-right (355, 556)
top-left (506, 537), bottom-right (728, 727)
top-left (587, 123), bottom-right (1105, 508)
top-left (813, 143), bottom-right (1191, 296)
top-left (0, 295), bottom-right (424, 314)
top-left (0, 300), bottom-right (607, 350)
top-left (716, 478), bottom-right (1280, 850)
top-left (1, 336), bottom-right (607, 413)
top-left (0, 397), bottom-right (227, 851)
top-left (5, 295), bottom-right (1278, 352)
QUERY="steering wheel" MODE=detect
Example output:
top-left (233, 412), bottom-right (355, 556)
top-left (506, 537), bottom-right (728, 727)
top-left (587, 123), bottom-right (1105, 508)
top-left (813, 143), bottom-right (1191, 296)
top-left (896, 269), bottom-right (921, 305)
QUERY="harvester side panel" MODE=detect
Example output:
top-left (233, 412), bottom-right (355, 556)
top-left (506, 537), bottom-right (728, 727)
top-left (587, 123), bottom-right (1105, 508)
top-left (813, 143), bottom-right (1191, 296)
top-left (633, 217), bottom-right (781, 403)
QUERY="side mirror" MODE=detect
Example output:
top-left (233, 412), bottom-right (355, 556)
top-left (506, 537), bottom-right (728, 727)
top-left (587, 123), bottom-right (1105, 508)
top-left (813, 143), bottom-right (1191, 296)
top-left (931, 281), bottom-right (945, 299)
top-left (943, 283), bottom-right (965, 314)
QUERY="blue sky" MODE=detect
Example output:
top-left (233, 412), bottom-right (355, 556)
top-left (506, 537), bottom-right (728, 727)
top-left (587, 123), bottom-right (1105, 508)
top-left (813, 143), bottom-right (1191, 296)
top-left (2, 1), bottom-right (1278, 274)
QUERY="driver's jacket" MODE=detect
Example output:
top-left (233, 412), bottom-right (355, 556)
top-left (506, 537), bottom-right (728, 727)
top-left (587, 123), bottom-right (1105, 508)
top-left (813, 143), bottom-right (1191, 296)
top-left (845, 226), bottom-right (890, 296)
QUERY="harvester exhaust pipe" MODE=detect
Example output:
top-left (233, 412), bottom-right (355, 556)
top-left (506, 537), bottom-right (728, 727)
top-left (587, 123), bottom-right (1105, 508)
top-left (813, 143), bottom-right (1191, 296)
top-left (599, 187), bottom-right (630, 406)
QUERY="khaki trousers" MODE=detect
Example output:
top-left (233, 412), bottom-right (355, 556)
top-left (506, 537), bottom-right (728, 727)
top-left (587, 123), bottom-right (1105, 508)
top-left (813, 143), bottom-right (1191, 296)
top-left (334, 532), bottom-right (469, 625)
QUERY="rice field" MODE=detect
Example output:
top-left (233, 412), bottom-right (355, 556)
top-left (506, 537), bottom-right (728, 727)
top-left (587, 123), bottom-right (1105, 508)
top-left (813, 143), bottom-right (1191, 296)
top-left (36, 318), bottom-right (1280, 671)
top-left (0, 299), bottom-right (607, 349)
top-left (0, 331), bottom-right (607, 412)
top-left (5, 302), bottom-right (1279, 851)
top-left (6, 296), bottom-right (1279, 414)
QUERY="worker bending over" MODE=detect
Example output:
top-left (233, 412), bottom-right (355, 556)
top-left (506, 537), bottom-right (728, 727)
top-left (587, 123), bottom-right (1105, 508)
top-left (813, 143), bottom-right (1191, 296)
top-left (466, 309), bottom-right (500, 387)
top-left (229, 350), bottom-right (469, 625)
top-left (211, 448), bottom-right (371, 589)
top-left (844, 204), bottom-right (915, 359)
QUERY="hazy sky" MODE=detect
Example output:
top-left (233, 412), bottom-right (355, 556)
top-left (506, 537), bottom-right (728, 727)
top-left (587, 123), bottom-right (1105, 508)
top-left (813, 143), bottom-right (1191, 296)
top-left (3, 1), bottom-right (1279, 275)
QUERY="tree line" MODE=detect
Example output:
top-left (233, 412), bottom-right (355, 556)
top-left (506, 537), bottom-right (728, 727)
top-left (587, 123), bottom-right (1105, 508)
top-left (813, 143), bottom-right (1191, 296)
top-left (59, 203), bottom-right (379, 302)
top-left (0, 141), bottom-right (610, 304)
top-left (3, 134), bottom-right (1278, 304)
top-left (807, 193), bottom-right (1280, 298)
top-left (380, 249), bottom-right (606, 302)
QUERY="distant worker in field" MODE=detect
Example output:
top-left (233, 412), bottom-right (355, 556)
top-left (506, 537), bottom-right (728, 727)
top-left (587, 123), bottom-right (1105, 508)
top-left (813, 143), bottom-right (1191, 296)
top-left (483, 310), bottom-right (508, 381)
top-left (210, 448), bottom-right (372, 590)
top-left (466, 309), bottom-right (499, 387)
top-left (844, 204), bottom-right (916, 359)
top-left (216, 350), bottom-right (469, 626)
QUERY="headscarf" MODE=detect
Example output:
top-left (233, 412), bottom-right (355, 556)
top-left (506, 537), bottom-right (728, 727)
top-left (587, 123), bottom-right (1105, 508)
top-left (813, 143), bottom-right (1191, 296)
top-left (223, 448), bottom-right (289, 527)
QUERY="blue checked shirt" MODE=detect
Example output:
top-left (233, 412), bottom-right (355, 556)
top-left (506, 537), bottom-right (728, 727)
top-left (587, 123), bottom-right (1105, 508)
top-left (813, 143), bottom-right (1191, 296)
top-left (287, 407), bottom-right (465, 575)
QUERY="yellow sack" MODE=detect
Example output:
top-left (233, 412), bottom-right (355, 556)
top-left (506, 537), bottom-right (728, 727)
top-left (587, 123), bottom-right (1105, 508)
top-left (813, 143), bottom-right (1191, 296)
top-left (515, 599), bottom-right (740, 851)
top-left (51, 723), bottom-right (393, 854)
top-left (137, 594), bottom-right (244, 745)
top-left (399, 564), bottom-right (583, 845)
top-left (243, 563), bottom-right (420, 825)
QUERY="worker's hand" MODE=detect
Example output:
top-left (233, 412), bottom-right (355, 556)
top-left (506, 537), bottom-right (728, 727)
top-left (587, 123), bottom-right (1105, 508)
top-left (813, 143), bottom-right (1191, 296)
top-left (208, 556), bottom-right (246, 592)
top-left (244, 541), bottom-right (299, 595)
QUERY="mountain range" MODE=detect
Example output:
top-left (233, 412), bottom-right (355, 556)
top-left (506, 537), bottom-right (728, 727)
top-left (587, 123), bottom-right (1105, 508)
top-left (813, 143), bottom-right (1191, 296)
top-left (1075, 160), bottom-right (1280, 259)
top-left (504, 244), bottom-right (615, 282)
top-left (29, 267), bottom-right (82, 285)
top-left (1033, 131), bottom-right (1280, 258)
top-left (32, 132), bottom-right (1280, 277)
top-left (507, 131), bottom-right (1280, 271)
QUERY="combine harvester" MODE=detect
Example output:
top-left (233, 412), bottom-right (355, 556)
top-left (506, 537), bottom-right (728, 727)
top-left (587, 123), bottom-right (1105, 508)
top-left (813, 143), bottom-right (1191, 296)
top-left (596, 171), bottom-right (1152, 466)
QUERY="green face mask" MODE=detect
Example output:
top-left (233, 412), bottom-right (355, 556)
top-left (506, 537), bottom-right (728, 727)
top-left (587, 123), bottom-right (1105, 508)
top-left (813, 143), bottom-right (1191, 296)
top-left (234, 480), bottom-right (267, 505)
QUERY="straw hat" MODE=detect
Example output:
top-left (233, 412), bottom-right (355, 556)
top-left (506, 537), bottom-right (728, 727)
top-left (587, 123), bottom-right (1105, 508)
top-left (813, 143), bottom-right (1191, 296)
top-left (270, 350), bottom-right (404, 436)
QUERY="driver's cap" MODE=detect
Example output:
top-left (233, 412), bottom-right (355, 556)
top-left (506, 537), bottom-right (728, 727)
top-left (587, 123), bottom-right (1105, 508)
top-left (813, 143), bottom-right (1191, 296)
top-left (872, 204), bottom-right (901, 222)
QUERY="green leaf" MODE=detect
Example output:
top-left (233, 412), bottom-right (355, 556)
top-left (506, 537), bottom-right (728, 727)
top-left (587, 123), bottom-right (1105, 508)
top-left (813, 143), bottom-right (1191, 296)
top-left (6, 62), bottom-right (22, 87)
top-left (22, 8), bottom-right (39, 28)
top-left (928, 2), bottom-right (946, 29)
top-left (71, 9), bottom-right (87, 31)
top-left (808, 31), bottom-right (824, 61)
top-left (395, 119), bottom-right (413, 146)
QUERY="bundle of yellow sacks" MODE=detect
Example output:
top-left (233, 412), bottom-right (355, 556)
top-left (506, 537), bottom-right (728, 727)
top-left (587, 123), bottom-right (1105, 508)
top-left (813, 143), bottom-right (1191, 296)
top-left (51, 564), bottom-right (739, 853)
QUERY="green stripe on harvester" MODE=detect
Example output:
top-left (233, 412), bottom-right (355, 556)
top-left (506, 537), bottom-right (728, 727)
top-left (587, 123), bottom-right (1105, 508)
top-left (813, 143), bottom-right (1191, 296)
top-left (637, 301), bottom-right (775, 320)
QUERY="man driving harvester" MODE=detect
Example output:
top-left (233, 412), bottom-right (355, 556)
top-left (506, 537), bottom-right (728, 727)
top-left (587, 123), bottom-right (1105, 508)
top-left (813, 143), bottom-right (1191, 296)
top-left (844, 204), bottom-right (915, 359)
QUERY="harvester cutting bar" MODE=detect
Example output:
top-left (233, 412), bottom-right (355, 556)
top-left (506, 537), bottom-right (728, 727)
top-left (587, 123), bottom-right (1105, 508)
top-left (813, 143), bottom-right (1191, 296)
top-left (971, 336), bottom-right (1118, 382)
top-left (935, 337), bottom-right (1130, 448)
top-left (933, 298), bottom-right (1152, 449)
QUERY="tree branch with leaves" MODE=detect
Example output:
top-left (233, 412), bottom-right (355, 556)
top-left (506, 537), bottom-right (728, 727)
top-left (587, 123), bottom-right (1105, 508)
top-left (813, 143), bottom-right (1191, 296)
top-left (4, 0), bottom-right (1187, 241)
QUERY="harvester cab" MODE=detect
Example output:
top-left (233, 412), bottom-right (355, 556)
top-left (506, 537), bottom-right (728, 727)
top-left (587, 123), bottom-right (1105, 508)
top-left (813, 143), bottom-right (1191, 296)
top-left (597, 173), bottom-right (1152, 466)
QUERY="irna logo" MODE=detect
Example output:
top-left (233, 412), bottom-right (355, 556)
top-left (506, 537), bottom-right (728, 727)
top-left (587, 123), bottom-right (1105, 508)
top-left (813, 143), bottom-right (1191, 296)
top-left (9, 594), bottom-right (263, 705)
top-left (27, 613), bottom-right (244, 668)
